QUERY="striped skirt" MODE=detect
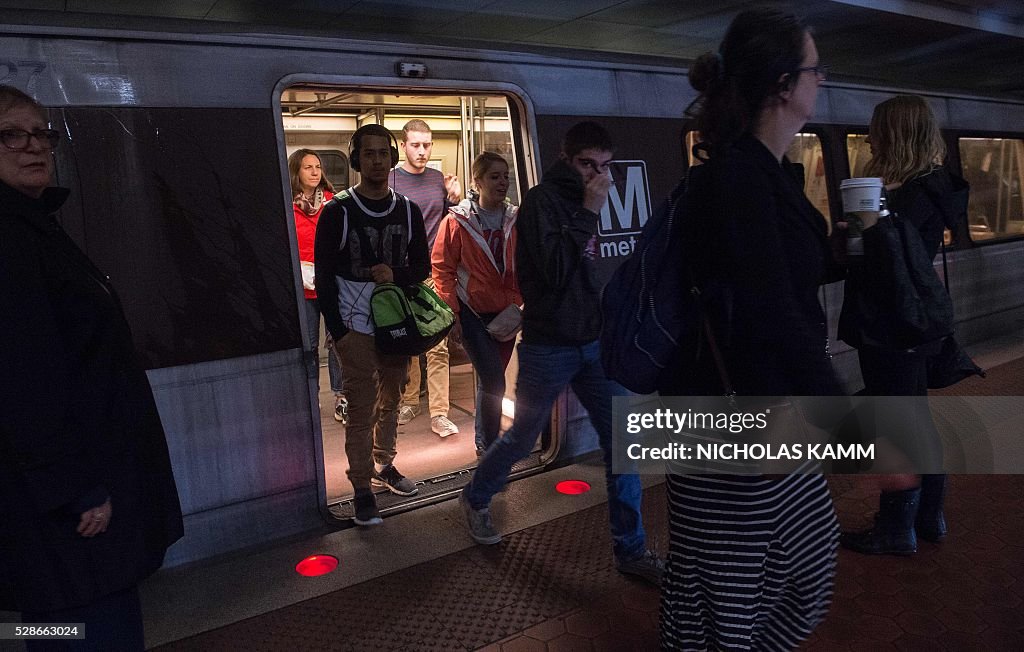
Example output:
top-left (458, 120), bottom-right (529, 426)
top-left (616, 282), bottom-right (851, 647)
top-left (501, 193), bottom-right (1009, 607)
top-left (660, 466), bottom-right (838, 651)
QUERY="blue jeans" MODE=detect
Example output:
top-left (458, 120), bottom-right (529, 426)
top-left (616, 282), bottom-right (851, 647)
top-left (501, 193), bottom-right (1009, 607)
top-left (465, 339), bottom-right (647, 562)
top-left (459, 301), bottom-right (516, 452)
top-left (303, 299), bottom-right (343, 394)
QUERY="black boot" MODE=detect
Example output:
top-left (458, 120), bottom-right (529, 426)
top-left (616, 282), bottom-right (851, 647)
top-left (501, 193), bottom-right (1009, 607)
top-left (916, 474), bottom-right (948, 542)
top-left (840, 488), bottom-right (920, 555)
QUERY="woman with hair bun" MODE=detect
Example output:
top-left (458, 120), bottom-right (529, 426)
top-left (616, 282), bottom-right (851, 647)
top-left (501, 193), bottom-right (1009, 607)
top-left (660, 9), bottom-right (840, 650)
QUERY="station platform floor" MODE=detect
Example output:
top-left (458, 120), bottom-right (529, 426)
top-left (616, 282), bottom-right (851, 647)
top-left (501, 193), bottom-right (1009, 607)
top-left (3, 333), bottom-right (1023, 652)
top-left (151, 472), bottom-right (1024, 652)
top-left (140, 333), bottom-right (1023, 652)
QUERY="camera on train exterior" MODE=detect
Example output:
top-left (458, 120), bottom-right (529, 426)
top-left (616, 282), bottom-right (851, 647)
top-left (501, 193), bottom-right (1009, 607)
top-left (397, 62), bottom-right (427, 78)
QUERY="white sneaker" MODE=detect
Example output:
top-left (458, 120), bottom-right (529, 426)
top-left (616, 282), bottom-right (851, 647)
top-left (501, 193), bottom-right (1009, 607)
top-left (397, 405), bottom-right (419, 426)
top-left (431, 415), bottom-right (459, 437)
top-left (333, 395), bottom-right (348, 424)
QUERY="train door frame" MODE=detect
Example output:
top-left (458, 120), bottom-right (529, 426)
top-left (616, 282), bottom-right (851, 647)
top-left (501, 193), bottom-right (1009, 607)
top-left (271, 74), bottom-right (561, 523)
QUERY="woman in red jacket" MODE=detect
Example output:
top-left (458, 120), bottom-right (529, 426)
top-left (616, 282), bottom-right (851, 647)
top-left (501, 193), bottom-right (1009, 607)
top-left (433, 152), bottom-right (522, 455)
top-left (288, 148), bottom-right (346, 423)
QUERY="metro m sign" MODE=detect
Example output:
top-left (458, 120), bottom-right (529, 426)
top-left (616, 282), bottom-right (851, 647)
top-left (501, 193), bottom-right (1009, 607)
top-left (598, 160), bottom-right (651, 259)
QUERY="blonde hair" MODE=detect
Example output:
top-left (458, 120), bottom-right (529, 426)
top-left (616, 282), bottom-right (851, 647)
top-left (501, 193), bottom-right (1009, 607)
top-left (865, 95), bottom-right (946, 184)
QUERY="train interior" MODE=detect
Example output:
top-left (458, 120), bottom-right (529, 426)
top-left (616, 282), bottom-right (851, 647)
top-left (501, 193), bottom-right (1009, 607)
top-left (280, 88), bottom-right (541, 515)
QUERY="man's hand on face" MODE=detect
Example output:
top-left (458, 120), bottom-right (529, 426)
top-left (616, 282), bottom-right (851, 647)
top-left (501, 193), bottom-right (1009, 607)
top-left (583, 172), bottom-right (612, 215)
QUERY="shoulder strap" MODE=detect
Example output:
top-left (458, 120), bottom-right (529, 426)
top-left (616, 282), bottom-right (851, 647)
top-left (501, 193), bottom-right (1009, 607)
top-left (336, 188), bottom-right (354, 250)
top-left (940, 240), bottom-right (950, 293)
top-left (405, 194), bottom-right (413, 244)
top-left (680, 165), bottom-right (735, 399)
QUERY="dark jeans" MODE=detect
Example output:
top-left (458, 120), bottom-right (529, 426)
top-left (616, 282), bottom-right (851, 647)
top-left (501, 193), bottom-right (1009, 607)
top-left (459, 301), bottom-right (516, 452)
top-left (302, 298), bottom-right (343, 394)
top-left (22, 585), bottom-right (143, 651)
top-left (465, 339), bottom-right (647, 562)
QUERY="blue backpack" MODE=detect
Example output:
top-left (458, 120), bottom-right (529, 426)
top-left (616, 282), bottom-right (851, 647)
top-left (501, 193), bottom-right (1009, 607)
top-left (600, 175), bottom-right (699, 395)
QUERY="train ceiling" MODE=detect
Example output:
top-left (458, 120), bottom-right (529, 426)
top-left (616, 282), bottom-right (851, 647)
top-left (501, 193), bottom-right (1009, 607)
top-left (4, 0), bottom-right (1024, 100)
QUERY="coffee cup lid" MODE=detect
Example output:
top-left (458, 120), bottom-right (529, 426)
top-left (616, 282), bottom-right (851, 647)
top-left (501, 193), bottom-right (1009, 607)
top-left (840, 177), bottom-right (883, 189)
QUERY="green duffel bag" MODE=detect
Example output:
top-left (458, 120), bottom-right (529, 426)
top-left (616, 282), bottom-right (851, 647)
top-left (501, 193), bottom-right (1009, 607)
top-left (371, 282), bottom-right (454, 356)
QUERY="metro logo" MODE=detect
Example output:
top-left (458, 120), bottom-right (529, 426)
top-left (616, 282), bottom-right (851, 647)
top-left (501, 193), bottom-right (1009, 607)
top-left (599, 161), bottom-right (651, 236)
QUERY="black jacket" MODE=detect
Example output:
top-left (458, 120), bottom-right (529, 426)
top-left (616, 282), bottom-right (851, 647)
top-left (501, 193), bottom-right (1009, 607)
top-left (838, 166), bottom-right (962, 351)
top-left (516, 160), bottom-right (604, 345)
top-left (889, 166), bottom-right (962, 259)
top-left (683, 135), bottom-right (842, 397)
top-left (0, 182), bottom-right (183, 612)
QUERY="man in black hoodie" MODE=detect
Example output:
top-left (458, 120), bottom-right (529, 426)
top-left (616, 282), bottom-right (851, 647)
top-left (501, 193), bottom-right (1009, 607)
top-left (459, 121), bottom-right (663, 585)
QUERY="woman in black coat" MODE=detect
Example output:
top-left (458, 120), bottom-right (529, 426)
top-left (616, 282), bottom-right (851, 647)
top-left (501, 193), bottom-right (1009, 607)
top-left (837, 95), bottom-right (962, 555)
top-left (0, 85), bottom-right (183, 651)
top-left (660, 10), bottom-right (843, 651)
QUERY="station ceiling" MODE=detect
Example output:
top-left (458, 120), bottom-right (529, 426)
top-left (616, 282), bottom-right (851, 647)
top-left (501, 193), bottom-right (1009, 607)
top-left (4, 0), bottom-right (1024, 100)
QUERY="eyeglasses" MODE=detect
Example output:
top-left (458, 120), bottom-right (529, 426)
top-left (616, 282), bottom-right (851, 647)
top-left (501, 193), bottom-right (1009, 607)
top-left (573, 156), bottom-right (612, 174)
top-left (795, 64), bottom-right (829, 81)
top-left (0, 128), bottom-right (61, 151)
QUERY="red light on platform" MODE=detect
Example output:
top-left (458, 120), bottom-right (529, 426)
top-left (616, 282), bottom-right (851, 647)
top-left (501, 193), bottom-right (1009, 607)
top-left (556, 480), bottom-right (591, 495)
top-left (295, 554), bottom-right (338, 577)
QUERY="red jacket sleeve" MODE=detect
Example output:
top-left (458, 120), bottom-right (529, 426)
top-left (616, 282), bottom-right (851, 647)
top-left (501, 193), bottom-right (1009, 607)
top-left (431, 213), bottom-right (462, 314)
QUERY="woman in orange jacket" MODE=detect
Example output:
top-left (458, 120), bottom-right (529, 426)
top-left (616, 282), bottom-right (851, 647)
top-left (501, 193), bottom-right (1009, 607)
top-left (432, 152), bottom-right (522, 455)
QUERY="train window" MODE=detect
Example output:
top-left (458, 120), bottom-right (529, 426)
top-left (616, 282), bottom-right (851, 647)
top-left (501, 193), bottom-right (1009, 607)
top-left (786, 133), bottom-right (830, 223)
top-left (686, 131), bottom-right (830, 226)
top-left (313, 150), bottom-right (349, 190)
top-left (958, 137), bottom-right (1024, 242)
top-left (279, 87), bottom-right (528, 510)
top-left (846, 134), bottom-right (871, 178)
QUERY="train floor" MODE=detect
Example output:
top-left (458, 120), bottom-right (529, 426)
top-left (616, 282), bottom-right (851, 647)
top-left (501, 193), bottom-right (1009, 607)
top-left (3, 332), bottom-right (1023, 652)
top-left (321, 353), bottom-right (515, 506)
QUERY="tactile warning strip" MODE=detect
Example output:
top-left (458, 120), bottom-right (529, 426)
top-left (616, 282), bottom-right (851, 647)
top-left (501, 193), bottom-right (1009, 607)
top-left (153, 355), bottom-right (1024, 652)
top-left (154, 486), bottom-right (669, 652)
top-left (156, 473), bottom-right (1024, 652)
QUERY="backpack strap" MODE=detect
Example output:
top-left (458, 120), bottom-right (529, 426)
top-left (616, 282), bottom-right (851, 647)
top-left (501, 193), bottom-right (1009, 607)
top-left (405, 194), bottom-right (412, 244)
top-left (335, 188), bottom-right (353, 250)
top-left (681, 165), bottom-right (735, 399)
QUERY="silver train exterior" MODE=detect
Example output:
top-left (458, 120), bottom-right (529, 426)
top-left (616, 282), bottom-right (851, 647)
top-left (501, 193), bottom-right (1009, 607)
top-left (2, 23), bottom-right (1022, 567)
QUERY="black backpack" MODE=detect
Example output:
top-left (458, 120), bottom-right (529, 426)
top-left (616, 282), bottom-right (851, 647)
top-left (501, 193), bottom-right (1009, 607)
top-left (600, 175), bottom-right (700, 394)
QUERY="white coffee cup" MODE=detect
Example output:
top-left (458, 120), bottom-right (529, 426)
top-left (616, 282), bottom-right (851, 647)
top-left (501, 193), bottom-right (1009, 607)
top-left (840, 177), bottom-right (883, 213)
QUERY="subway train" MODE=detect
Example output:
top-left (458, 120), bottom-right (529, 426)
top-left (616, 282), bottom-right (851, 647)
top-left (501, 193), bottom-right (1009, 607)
top-left (2, 22), bottom-right (1022, 568)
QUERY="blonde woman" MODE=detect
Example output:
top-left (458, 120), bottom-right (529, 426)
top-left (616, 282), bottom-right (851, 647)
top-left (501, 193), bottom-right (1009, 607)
top-left (432, 152), bottom-right (521, 455)
top-left (838, 95), bottom-right (963, 555)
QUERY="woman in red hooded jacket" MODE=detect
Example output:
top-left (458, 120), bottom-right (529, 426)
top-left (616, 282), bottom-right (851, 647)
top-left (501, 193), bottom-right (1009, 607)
top-left (432, 152), bottom-right (522, 455)
top-left (288, 148), bottom-right (346, 423)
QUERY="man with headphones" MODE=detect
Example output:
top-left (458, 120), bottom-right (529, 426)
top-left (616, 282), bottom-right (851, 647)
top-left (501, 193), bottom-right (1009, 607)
top-left (315, 124), bottom-right (430, 526)
top-left (390, 119), bottom-right (463, 438)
